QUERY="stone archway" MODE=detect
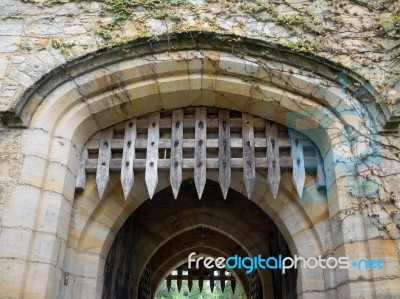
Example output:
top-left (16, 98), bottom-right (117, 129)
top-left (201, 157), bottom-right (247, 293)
top-left (1, 34), bottom-right (396, 299)
top-left (102, 179), bottom-right (297, 299)
top-left (67, 106), bottom-right (329, 299)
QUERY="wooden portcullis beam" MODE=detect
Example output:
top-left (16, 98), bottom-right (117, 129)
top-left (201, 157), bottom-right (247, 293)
top-left (76, 107), bottom-right (327, 200)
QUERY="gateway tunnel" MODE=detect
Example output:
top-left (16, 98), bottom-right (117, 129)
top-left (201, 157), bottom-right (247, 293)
top-left (102, 179), bottom-right (297, 299)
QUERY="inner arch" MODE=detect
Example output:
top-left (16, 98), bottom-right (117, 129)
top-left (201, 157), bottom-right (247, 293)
top-left (102, 179), bottom-right (297, 299)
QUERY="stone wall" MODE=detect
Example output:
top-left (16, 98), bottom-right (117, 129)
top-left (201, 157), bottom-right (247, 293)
top-left (0, 0), bottom-right (399, 114)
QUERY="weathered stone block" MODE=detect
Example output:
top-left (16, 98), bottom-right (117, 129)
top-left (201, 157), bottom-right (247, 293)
top-left (36, 191), bottom-right (72, 238)
top-left (314, 219), bottom-right (334, 255)
top-left (18, 155), bottom-right (47, 187)
top-left (42, 161), bottom-right (76, 200)
top-left (72, 276), bottom-right (99, 299)
top-left (339, 280), bottom-right (375, 299)
top-left (292, 228), bottom-right (322, 258)
top-left (0, 54), bottom-right (9, 78)
top-left (23, 261), bottom-right (57, 299)
top-left (7, 69), bottom-right (35, 87)
top-left (24, 19), bottom-right (64, 35)
top-left (297, 266), bottom-right (326, 294)
top-left (0, 227), bottom-right (32, 259)
top-left (276, 202), bottom-right (311, 238)
top-left (48, 137), bottom-right (80, 176)
top-left (0, 156), bottom-right (12, 184)
top-left (334, 241), bottom-right (373, 286)
top-left (374, 279), bottom-right (400, 299)
top-left (20, 128), bottom-right (51, 159)
top-left (367, 239), bottom-right (400, 279)
top-left (2, 184), bottom-right (40, 229)
top-left (0, 19), bottom-right (24, 36)
top-left (218, 53), bottom-right (259, 77)
top-left (323, 263), bottom-right (337, 291)
top-left (331, 211), bottom-right (367, 250)
top-left (158, 77), bottom-right (192, 110)
top-left (65, 25), bottom-right (87, 35)
top-left (150, 52), bottom-right (190, 76)
top-left (30, 232), bottom-right (61, 265)
top-left (0, 258), bottom-right (26, 298)
top-left (0, 36), bottom-right (21, 52)
top-left (76, 252), bottom-right (104, 278)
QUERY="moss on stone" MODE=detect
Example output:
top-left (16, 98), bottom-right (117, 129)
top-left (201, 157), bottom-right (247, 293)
top-left (51, 39), bottom-right (75, 55)
top-left (7, 0), bottom-right (400, 106)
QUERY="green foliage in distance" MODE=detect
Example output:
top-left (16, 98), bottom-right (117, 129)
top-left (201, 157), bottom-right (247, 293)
top-left (155, 279), bottom-right (246, 299)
